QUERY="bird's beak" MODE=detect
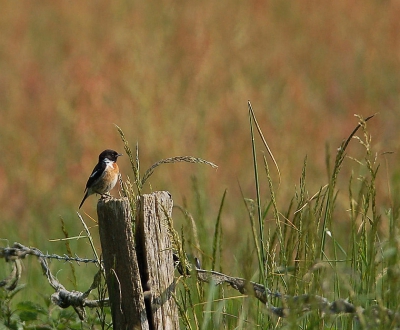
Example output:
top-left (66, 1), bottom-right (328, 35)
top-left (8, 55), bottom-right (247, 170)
top-left (118, 153), bottom-right (123, 157)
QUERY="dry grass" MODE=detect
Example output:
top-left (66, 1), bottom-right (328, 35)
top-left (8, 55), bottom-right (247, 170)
top-left (1, 3), bottom-right (400, 324)
top-left (1, 2), bottom-right (399, 228)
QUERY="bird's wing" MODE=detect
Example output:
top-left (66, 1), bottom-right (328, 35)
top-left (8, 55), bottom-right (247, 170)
top-left (85, 162), bottom-right (106, 190)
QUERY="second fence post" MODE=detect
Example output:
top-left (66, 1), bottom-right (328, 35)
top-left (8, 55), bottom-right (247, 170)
top-left (135, 191), bottom-right (180, 330)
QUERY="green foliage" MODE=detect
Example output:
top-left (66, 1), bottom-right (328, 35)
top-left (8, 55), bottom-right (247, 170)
top-left (0, 282), bottom-right (111, 329)
top-left (2, 1), bottom-right (400, 328)
top-left (173, 113), bottom-right (400, 329)
top-left (2, 114), bottom-right (400, 329)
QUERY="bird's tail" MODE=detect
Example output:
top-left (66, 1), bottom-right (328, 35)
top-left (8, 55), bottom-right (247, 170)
top-left (79, 191), bottom-right (88, 209)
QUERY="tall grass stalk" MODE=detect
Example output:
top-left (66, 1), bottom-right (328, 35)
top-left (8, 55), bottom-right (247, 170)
top-left (211, 189), bottom-right (226, 272)
top-left (247, 102), bottom-right (267, 289)
top-left (6, 112), bottom-right (400, 329)
top-left (320, 114), bottom-right (376, 261)
top-left (115, 125), bottom-right (142, 193)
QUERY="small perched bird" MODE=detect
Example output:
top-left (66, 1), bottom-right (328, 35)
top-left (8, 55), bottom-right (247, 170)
top-left (79, 149), bottom-right (122, 209)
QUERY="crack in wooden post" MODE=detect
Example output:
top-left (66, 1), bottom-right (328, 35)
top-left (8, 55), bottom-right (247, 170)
top-left (97, 197), bottom-right (149, 330)
top-left (135, 191), bottom-right (180, 330)
top-left (98, 193), bottom-right (179, 330)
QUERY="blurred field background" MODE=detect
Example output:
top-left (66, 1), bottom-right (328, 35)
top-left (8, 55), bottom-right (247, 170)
top-left (1, 0), bottom-right (400, 322)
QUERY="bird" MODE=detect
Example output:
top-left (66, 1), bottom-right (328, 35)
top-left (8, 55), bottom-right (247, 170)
top-left (79, 149), bottom-right (122, 209)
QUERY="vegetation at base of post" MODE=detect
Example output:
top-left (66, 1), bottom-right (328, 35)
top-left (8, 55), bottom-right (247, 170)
top-left (2, 112), bottom-right (399, 329)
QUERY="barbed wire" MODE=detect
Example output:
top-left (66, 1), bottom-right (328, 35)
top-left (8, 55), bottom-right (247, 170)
top-left (192, 258), bottom-right (400, 327)
top-left (0, 242), bottom-right (98, 264)
top-left (0, 242), bottom-right (107, 321)
top-left (2, 242), bottom-right (400, 328)
top-left (0, 240), bottom-right (102, 275)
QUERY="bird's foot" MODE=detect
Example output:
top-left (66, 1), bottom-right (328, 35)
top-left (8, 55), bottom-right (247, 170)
top-left (100, 193), bottom-right (112, 200)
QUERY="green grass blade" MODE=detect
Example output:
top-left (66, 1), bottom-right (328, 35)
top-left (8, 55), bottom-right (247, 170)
top-left (247, 102), bottom-right (266, 288)
top-left (211, 189), bottom-right (226, 271)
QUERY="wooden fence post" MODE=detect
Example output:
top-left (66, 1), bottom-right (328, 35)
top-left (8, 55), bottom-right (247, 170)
top-left (97, 197), bottom-right (149, 330)
top-left (98, 192), bottom-right (179, 330)
top-left (135, 191), bottom-right (180, 330)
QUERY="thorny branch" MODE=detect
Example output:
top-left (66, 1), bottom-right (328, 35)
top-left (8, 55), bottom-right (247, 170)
top-left (0, 242), bottom-right (108, 320)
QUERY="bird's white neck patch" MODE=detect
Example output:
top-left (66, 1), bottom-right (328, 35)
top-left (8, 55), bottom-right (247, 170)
top-left (103, 158), bottom-right (113, 165)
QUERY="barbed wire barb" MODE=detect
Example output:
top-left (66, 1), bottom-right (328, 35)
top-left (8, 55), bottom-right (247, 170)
top-left (0, 242), bottom-right (106, 321)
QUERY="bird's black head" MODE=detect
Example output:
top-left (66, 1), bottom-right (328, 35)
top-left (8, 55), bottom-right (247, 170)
top-left (98, 149), bottom-right (122, 162)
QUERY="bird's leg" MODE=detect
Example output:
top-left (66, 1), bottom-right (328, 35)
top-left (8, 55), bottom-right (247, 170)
top-left (100, 192), bottom-right (112, 200)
